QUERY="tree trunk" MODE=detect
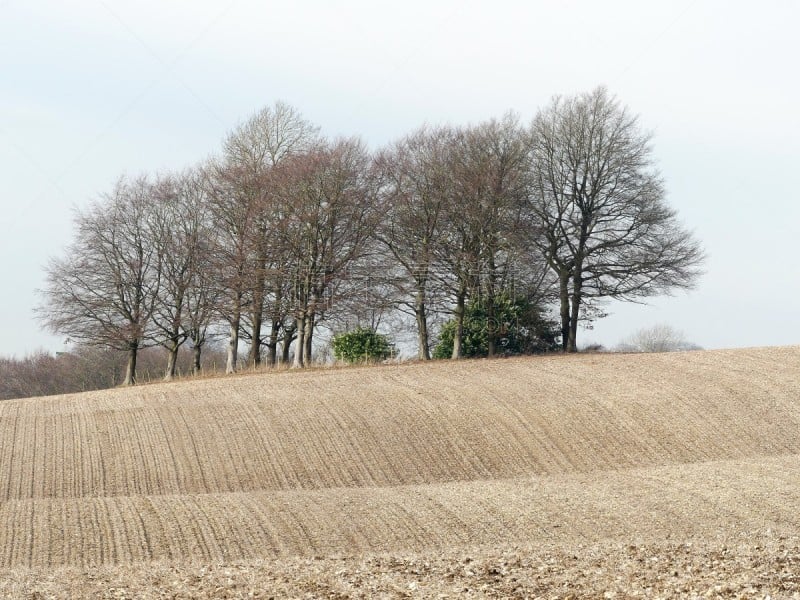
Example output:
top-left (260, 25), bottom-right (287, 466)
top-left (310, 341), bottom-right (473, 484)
top-left (292, 315), bottom-right (305, 368)
top-left (164, 286), bottom-right (184, 381)
top-left (567, 270), bottom-right (583, 353)
top-left (248, 268), bottom-right (266, 368)
top-left (559, 271), bottom-right (571, 353)
top-left (486, 253), bottom-right (497, 358)
top-left (414, 288), bottom-right (431, 360)
top-left (192, 342), bottom-right (202, 375)
top-left (164, 341), bottom-right (179, 381)
top-left (248, 238), bottom-right (268, 368)
top-left (248, 310), bottom-right (263, 368)
top-left (281, 322), bottom-right (296, 364)
top-left (303, 313), bottom-right (314, 365)
top-left (451, 288), bottom-right (466, 360)
top-left (122, 342), bottom-right (138, 386)
top-left (281, 339), bottom-right (291, 364)
top-left (267, 280), bottom-right (283, 367)
top-left (266, 319), bottom-right (280, 367)
top-left (486, 293), bottom-right (497, 358)
top-left (226, 308), bottom-right (240, 374)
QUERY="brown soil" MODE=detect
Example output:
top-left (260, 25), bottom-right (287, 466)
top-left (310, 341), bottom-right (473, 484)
top-left (0, 346), bottom-right (798, 597)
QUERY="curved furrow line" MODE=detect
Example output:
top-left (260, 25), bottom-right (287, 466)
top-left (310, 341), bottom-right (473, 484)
top-left (137, 495), bottom-right (184, 562)
top-left (479, 400), bottom-right (556, 474)
top-left (130, 496), bottom-right (158, 561)
top-left (286, 400), bottom-right (361, 489)
top-left (250, 495), bottom-right (303, 555)
top-left (261, 401), bottom-right (320, 490)
top-left (102, 495), bottom-right (136, 564)
top-left (316, 396), bottom-right (388, 487)
top-left (81, 412), bottom-right (109, 498)
top-left (272, 496), bottom-right (322, 555)
top-left (140, 407), bottom-right (180, 496)
top-left (124, 410), bottom-right (162, 496)
top-left (0, 347), bottom-right (797, 503)
top-left (225, 399), bottom-right (294, 490)
top-left (0, 500), bottom-right (18, 567)
top-left (0, 405), bottom-right (21, 501)
top-left (151, 411), bottom-right (187, 494)
top-left (236, 494), bottom-right (283, 557)
top-left (175, 494), bottom-right (227, 561)
top-left (0, 454), bottom-right (796, 567)
top-left (253, 402), bottom-right (314, 489)
top-left (191, 493), bottom-right (244, 560)
top-left (331, 403), bottom-right (407, 486)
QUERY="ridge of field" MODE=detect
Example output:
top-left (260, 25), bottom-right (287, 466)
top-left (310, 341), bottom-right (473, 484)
top-left (0, 346), bottom-right (798, 502)
top-left (0, 454), bottom-right (798, 568)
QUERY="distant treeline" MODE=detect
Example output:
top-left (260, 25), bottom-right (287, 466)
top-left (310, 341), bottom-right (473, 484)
top-left (0, 345), bottom-right (230, 400)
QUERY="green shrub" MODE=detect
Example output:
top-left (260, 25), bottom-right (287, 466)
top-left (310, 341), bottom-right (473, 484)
top-left (433, 294), bottom-right (559, 359)
top-left (332, 327), bottom-right (394, 364)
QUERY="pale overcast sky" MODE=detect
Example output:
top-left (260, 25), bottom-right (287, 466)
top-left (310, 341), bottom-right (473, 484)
top-left (1, 1), bottom-right (798, 356)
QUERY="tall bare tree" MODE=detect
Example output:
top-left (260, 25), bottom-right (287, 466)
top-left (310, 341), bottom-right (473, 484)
top-left (216, 101), bottom-right (319, 370)
top-left (429, 127), bottom-right (482, 360)
top-left (183, 253), bottom-right (220, 375)
top-left (433, 117), bottom-right (543, 359)
top-left (204, 160), bottom-right (257, 373)
top-left (150, 170), bottom-right (216, 380)
top-left (272, 138), bottom-right (379, 368)
top-left (528, 87), bottom-right (705, 352)
top-left (36, 176), bottom-right (162, 385)
top-left (455, 115), bottom-right (547, 357)
top-left (373, 126), bottom-right (455, 360)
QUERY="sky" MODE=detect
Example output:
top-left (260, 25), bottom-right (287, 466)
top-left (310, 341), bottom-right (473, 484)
top-left (1, 0), bottom-right (798, 356)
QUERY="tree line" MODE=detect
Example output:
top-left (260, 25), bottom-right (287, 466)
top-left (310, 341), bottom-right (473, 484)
top-left (0, 345), bottom-right (230, 400)
top-left (36, 87), bottom-right (704, 385)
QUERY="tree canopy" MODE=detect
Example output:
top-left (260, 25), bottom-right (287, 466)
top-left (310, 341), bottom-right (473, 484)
top-left (36, 90), bottom-right (704, 385)
top-left (527, 87), bottom-right (705, 351)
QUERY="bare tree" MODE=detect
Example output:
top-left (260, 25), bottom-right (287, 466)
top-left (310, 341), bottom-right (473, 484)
top-left (431, 117), bottom-right (549, 358)
top-left (617, 323), bottom-right (701, 353)
top-left (431, 127), bottom-right (483, 360)
top-left (183, 256), bottom-right (220, 374)
top-left (213, 102), bottom-right (319, 371)
top-left (272, 138), bottom-right (379, 368)
top-left (0, 350), bottom-right (73, 399)
top-left (0, 347), bottom-right (129, 398)
top-left (373, 126), bottom-right (455, 360)
top-left (528, 87), bottom-right (705, 352)
top-left (150, 170), bottom-right (216, 380)
top-left (204, 160), bottom-right (257, 373)
top-left (174, 172), bottom-right (222, 375)
top-left (36, 177), bottom-right (162, 385)
top-left (36, 96), bottom-right (707, 373)
top-left (314, 242), bottom-right (401, 352)
top-left (457, 115), bottom-right (548, 357)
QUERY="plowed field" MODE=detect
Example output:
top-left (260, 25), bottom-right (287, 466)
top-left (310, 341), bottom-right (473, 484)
top-left (1, 347), bottom-right (798, 597)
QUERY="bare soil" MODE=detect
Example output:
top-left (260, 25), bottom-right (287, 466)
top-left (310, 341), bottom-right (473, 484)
top-left (0, 346), bottom-right (798, 597)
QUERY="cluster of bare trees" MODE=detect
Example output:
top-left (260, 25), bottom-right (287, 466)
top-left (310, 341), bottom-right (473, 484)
top-left (0, 345), bottom-right (230, 400)
top-left (617, 324), bottom-right (702, 353)
top-left (37, 88), bottom-right (704, 385)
